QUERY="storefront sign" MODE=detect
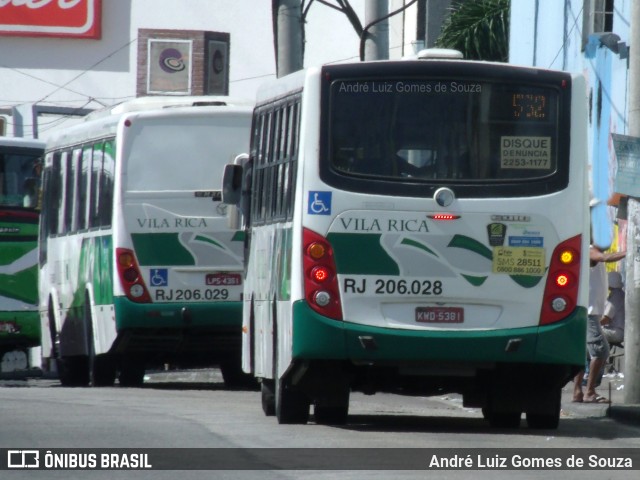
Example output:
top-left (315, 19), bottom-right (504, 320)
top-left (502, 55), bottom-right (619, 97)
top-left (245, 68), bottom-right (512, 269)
top-left (0, 0), bottom-right (101, 39)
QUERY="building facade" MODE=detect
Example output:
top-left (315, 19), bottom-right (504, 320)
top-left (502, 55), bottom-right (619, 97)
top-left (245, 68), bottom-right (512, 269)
top-left (509, 0), bottom-right (631, 248)
top-left (0, 0), bottom-right (450, 140)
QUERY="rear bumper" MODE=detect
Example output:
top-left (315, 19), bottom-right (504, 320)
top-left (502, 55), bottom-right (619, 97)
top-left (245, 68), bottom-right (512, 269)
top-left (292, 300), bottom-right (587, 367)
top-left (112, 298), bottom-right (243, 358)
top-left (114, 297), bottom-right (242, 330)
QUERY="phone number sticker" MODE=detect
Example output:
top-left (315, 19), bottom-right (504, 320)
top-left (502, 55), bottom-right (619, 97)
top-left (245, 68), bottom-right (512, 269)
top-left (492, 246), bottom-right (545, 276)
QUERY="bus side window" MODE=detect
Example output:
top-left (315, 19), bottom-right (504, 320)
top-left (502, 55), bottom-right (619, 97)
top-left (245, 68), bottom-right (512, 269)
top-left (70, 148), bottom-right (82, 232)
top-left (100, 140), bottom-right (115, 227)
top-left (78, 145), bottom-right (92, 230)
top-left (88, 142), bottom-right (104, 229)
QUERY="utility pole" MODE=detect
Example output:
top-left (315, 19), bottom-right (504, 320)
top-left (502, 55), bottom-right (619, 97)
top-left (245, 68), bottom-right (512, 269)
top-left (625, 0), bottom-right (640, 405)
top-left (364, 0), bottom-right (389, 61)
top-left (273, 0), bottom-right (304, 77)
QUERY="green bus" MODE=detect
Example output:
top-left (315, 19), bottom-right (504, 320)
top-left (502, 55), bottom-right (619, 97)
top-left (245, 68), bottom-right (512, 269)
top-left (0, 136), bottom-right (45, 373)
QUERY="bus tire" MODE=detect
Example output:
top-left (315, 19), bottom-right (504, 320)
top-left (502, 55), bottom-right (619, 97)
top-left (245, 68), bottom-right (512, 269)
top-left (58, 356), bottom-right (89, 387)
top-left (487, 411), bottom-right (522, 429)
top-left (261, 379), bottom-right (276, 416)
top-left (314, 404), bottom-right (349, 425)
top-left (313, 383), bottom-right (350, 425)
top-left (119, 358), bottom-right (146, 387)
top-left (220, 358), bottom-right (258, 389)
top-left (92, 354), bottom-right (117, 387)
top-left (276, 378), bottom-right (310, 425)
top-left (526, 411), bottom-right (560, 430)
top-left (526, 388), bottom-right (561, 429)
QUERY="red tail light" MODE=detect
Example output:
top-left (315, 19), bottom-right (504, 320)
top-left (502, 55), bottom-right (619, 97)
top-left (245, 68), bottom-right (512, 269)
top-left (303, 228), bottom-right (343, 320)
top-left (539, 235), bottom-right (581, 325)
top-left (116, 248), bottom-right (152, 303)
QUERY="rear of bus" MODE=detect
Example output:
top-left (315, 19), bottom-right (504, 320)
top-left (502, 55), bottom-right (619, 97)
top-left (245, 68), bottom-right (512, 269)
top-left (112, 105), bottom-right (252, 383)
top-left (0, 138), bottom-right (44, 371)
top-left (295, 61), bottom-right (588, 427)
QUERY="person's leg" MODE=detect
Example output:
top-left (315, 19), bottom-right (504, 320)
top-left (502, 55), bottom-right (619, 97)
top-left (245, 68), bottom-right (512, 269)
top-left (584, 337), bottom-right (610, 402)
top-left (573, 369), bottom-right (584, 402)
top-left (584, 357), bottom-right (606, 401)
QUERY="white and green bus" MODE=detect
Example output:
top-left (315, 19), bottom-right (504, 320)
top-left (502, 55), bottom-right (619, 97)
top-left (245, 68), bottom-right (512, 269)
top-left (39, 97), bottom-right (253, 387)
top-left (223, 53), bottom-right (589, 428)
top-left (0, 136), bottom-right (45, 372)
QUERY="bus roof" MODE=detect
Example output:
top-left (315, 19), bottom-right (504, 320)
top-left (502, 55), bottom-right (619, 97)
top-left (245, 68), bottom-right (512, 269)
top-left (0, 136), bottom-right (46, 149)
top-left (85, 95), bottom-right (254, 121)
top-left (44, 97), bottom-right (254, 151)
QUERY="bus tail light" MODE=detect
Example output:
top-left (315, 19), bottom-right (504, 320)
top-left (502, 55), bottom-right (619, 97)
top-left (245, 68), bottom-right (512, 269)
top-left (116, 248), bottom-right (152, 303)
top-left (303, 228), bottom-right (343, 320)
top-left (539, 235), bottom-right (581, 325)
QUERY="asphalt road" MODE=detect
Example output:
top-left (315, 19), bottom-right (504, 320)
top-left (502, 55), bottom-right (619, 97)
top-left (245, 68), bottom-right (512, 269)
top-left (1, 369), bottom-right (639, 480)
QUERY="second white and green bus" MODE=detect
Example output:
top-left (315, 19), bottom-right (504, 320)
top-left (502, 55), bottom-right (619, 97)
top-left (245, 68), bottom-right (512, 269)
top-left (224, 53), bottom-right (589, 428)
top-left (39, 97), bottom-right (252, 386)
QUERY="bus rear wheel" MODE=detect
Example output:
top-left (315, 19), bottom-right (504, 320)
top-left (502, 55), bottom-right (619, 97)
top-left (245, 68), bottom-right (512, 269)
top-left (261, 379), bottom-right (276, 416)
top-left (313, 385), bottom-right (350, 425)
top-left (526, 388), bottom-right (561, 429)
top-left (92, 354), bottom-right (117, 387)
top-left (58, 356), bottom-right (89, 387)
top-left (220, 358), bottom-right (258, 389)
top-left (314, 404), bottom-right (349, 425)
top-left (486, 411), bottom-right (522, 429)
top-left (119, 358), bottom-right (146, 387)
top-left (276, 378), bottom-right (310, 425)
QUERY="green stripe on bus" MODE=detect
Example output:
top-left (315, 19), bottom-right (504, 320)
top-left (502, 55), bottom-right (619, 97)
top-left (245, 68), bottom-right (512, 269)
top-left (400, 237), bottom-right (438, 257)
top-left (131, 233), bottom-right (195, 266)
top-left (327, 232), bottom-right (400, 275)
top-left (448, 234), bottom-right (493, 260)
top-left (0, 266), bottom-right (37, 304)
top-left (194, 235), bottom-right (225, 250)
top-left (0, 244), bottom-right (36, 267)
top-left (461, 274), bottom-right (488, 286)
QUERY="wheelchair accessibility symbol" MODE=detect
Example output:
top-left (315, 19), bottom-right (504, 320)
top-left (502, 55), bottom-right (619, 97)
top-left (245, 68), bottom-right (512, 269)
top-left (150, 268), bottom-right (168, 287)
top-left (308, 191), bottom-right (331, 215)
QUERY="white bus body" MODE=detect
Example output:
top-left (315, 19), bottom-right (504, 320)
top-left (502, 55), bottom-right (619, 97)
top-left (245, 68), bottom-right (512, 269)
top-left (228, 60), bottom-right (589, 428)
top-left (39, 97), bottom-right (253, 386)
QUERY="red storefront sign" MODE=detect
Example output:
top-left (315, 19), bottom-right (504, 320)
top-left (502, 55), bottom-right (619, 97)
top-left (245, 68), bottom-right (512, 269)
top-left (0, 0), bottom-right (102, 39)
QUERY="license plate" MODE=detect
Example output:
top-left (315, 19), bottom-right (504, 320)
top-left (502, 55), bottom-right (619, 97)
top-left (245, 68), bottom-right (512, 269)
top-left (205, 273), bottom-right (242, 286)
top-left (416, 307), bottom-right (464, 323)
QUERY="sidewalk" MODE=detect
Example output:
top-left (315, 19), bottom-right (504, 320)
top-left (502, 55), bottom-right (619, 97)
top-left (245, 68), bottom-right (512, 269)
top-left (561, 372), bottom-right (640, 426)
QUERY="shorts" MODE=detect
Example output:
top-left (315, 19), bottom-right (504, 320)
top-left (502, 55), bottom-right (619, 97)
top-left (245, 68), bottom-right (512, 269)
top-left (586, 315), bottom-right (610, 360)
top-left (602, 327), bottom-right (624, 345)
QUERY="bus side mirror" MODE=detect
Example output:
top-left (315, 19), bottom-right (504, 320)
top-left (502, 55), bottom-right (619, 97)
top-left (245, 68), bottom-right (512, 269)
top-left (222, 163), bottom-right (243, 206)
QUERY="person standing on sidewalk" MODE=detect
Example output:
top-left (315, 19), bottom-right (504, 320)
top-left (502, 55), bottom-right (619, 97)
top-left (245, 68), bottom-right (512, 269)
top-left (602, 271), bottom-right (625, 345)
top-left (573, 244), bottom-right (625, 403)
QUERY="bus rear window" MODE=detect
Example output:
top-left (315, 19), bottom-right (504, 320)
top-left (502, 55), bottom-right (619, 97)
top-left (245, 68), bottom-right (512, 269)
top-left (124, 117), bottom-right (248, 192)
top-left (328, 79), bottom-right (560, 182)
